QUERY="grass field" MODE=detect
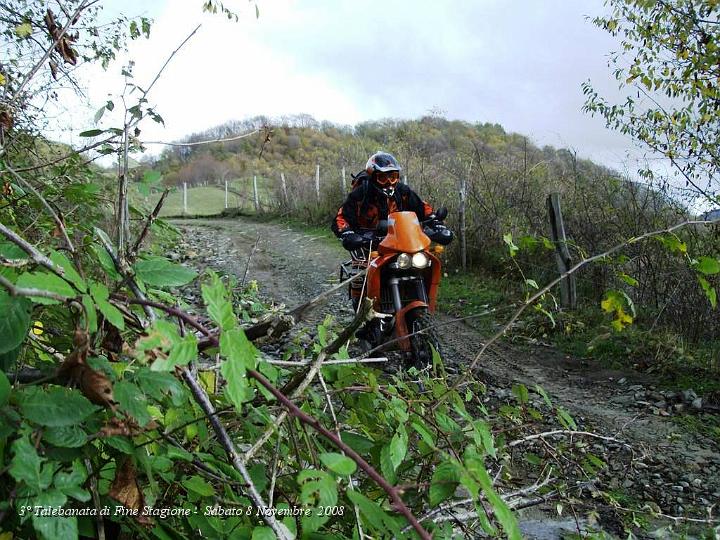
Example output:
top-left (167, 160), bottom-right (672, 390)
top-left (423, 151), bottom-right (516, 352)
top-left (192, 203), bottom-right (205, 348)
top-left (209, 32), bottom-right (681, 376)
top-left (135, 179), bottom-right (277, 217)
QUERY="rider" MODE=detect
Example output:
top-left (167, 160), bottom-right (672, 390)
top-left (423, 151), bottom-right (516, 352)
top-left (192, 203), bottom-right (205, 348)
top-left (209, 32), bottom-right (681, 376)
top-left (332, 151), bottom-right (434, 250)
top-left (332, 151), bottom-right (451, 315)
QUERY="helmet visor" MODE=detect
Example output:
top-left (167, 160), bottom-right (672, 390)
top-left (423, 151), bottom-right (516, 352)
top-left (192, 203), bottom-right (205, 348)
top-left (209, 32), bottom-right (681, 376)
top-left (375, 171), bottom-right (400, 187)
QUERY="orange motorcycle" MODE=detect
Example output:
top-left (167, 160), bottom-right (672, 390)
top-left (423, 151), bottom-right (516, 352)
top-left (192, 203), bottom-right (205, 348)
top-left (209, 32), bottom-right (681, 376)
top-left (340, 208), bottom-right (453, 367)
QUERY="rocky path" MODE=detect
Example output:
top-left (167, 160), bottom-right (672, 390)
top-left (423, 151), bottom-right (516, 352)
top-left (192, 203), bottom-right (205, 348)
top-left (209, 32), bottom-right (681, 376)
top-left (170, 217), bottom-right (720, 536)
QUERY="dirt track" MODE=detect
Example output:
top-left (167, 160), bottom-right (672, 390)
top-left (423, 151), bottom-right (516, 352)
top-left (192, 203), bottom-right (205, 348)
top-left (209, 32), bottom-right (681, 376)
top-left (171, 217), bottom-right (720, 536)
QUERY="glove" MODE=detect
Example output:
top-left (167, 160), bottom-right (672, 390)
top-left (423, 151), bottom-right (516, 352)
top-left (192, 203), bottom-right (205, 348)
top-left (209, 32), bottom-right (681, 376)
top-left (341, 230), bottom-right (364, 250)
top-left (427, 223), bottom-right (454, 245)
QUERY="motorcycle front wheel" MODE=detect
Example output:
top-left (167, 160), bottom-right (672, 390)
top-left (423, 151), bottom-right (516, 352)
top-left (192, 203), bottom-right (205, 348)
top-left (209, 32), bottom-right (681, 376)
top-left (405, 308), bottom-right (441, 369)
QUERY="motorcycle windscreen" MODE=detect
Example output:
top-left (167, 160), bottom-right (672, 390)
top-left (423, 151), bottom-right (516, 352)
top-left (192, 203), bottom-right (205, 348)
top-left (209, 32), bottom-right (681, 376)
top-left (379, 211), bottom-right (431, 253)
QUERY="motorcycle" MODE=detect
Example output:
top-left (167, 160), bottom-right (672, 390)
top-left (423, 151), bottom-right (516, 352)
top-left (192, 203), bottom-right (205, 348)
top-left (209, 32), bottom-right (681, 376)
top-left (340, 208), bottom-right (453, 367)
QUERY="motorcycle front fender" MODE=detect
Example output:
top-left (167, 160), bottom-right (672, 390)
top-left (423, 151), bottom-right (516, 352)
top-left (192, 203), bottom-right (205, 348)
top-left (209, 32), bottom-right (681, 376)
top-left (394, 300), bottom-right (429, 352)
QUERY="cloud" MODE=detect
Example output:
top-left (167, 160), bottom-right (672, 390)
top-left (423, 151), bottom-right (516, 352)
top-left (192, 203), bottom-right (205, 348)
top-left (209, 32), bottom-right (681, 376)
top-left (72, 0), bottom-right (647, 172)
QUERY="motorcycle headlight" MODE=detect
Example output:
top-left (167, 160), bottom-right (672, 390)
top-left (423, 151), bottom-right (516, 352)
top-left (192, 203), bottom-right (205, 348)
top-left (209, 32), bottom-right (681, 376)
top-left (396, 253), bottom-right (411, 269)
top-left (411, 252), bottom-right (429, 269)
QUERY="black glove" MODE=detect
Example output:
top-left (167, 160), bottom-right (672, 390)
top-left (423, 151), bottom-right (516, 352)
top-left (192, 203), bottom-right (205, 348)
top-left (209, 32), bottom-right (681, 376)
top-left (426, 223), bottom-right (454, 245)
top-left (341, 230), bottom-right (364, 250)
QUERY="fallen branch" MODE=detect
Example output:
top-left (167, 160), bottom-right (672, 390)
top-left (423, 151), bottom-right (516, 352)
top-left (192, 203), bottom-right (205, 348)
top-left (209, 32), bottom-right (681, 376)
top-left (248, 366), bottom-right (432, 540)
top-left (179, 368), bottom-right (292, 539)
top-left (508, 430), bottom-right (632, 450)
top-left (242, 299), bottom-right (373, 462)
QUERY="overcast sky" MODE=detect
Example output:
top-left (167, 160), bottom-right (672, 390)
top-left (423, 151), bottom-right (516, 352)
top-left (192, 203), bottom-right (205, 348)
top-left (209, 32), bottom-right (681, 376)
top-left (66, 0), bottom-right (655, 173)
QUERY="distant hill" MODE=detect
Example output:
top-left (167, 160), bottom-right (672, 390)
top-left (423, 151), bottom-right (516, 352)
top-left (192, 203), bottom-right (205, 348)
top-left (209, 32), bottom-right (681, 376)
top-left (149, 114), bottom-right (617, 190)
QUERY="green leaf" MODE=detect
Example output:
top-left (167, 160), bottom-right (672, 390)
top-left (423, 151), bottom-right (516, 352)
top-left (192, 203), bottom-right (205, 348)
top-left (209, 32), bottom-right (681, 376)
top-left (472, 420), bottom-right (496, 459)
top-left (556, 406), bottom-right (578, 430)
top-left (319, 452), bottom-right (356, 475)
top-left (696, 256), bottom-right (720, 275)
top-left (251, 527), bottom-right (276, 540)
top-left (0, 292), bottom-right (31, 354)
top-left (202, 272), bottom-right (236, 331)
top-left (698, 276), bottom-right (717, 309)
top-left (0, 370), bottom-right (10, 406)
top-left (466, 457), bottom-right (522, 540)
top-left (151, 333), bottom-right (197, 371)
top-left (50, 251), bottom-right (86, 292)
top-left (379, 444), bottom-right (397, 485)
top-left (10, 434), bottom-right (45, 490)
top-left (298, 470), bottom-right (337, 533)
top-left (134, 369), bottom-right (185, 405)
top-left (657, 234), bottom-right (687, 254)
top-left (81, 294), bottom-right (98, 333)
top-left (389, 427), bottom-right (408, 471)
top-left (134, 257), bottom-right (197, 287)
top-left (511, 383), bottom-right (529, 405)
top-left (20, 386), bottom-right (99, 427)
top-left (340, 431), bottom-right (374, 454)
top-left (618, 273), bottom-right (638, 287)
top-left (43, 426), bottom-right (88, 448)
top-left (411, 420), bottom-right (436, 447)
top-left (90, 243), bottom-right (120, 280)
top-left (221, 328), bottom-right (257, 410)
top-left (114, 381), bottom-right (152, 426)
top-left (430, 461), bottom-right (460, 506)
top-left (534, 384), bottom-right (553, 408)
top-left (16, 271), bottom-right (75, 304)
top-left (79, 129), bottom-right (104, 137)
top-left (183, 475), bottom-right (215, 497)
top-left (31, 490), bottom-right (77, 540)
top-left (346, 490), bottom-right (401, 535)
top-left (503, 233), bottom-right (519, 257)
top-left (14, 22), bottom-right (32, 38)
top-left (89, 282), bottom-right (125, 330)
top-left (55, 460), bottom-right (90, 502)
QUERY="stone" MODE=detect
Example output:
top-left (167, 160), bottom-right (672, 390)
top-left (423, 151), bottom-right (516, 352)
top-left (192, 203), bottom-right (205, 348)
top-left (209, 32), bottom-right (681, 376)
top-left (681, 389), bottom-right (698, 403)
top-left (691, 397), bottom-right (703, 410)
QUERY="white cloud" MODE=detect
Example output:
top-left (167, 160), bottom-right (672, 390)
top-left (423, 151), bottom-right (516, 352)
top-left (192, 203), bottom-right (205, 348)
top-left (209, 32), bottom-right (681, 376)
top-left (60, 0), bottom-right (655, 174)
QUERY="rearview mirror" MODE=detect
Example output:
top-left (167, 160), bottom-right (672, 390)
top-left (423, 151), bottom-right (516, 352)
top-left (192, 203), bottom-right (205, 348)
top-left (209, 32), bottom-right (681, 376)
top-left (435, 207), bottom-right (448, 221)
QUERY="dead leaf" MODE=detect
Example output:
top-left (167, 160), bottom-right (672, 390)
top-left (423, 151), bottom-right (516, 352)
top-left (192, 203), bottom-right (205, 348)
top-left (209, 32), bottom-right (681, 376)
top-left (0, 109), bottom-right (13, 131)
top-left (109, 459), bottom-right (152, 526)
top-left (2, 181), bottom-right (13, 196)
top-left (49, 60), bottom-right (58, 80)
top-left (44, 9), bottom-right (78, 66)
top-left (59, 328), bottom-right (116, 408)
top-left (80, 367), bottom-right (116, 407)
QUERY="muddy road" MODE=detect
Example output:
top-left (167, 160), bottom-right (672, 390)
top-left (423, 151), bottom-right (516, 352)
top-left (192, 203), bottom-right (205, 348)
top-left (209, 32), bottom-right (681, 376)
top-left (171, 217), bottom-right (720, 535)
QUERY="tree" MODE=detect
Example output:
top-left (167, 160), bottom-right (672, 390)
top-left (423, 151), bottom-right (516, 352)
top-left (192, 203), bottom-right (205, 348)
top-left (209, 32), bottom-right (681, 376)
top-left (582, 0), bottom-right (720, 203)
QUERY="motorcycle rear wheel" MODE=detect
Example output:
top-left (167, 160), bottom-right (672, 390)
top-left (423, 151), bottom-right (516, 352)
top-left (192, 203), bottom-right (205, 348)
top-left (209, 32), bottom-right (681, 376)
top-left (405, 308), bottom-right (441, 369)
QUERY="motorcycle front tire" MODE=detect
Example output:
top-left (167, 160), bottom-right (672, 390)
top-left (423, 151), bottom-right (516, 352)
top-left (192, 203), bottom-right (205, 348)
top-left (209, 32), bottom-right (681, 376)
top-left (405, 308), bottom-right (441, 370)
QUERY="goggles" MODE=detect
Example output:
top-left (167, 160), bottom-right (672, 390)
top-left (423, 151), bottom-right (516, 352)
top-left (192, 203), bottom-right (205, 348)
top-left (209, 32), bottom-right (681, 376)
top-left (375, 171), bottom-right (400, 186)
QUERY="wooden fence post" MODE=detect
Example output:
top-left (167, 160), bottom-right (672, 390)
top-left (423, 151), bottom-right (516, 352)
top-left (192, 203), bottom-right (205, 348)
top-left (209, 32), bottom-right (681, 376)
top-left (280, 172), bottom-right (288, 207)
top-left (253, 176), bottom-right (260, 213)
top-left (183, 182), bottom-right (187, 214)
top-left (341, 166), bottom-right (346, 192)
top-left (315, 164), bottom-right (321, 201)
top-left (547, 193), bottom-right (577, 309)
top-left (459, 168), bottom-right (468, 270)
